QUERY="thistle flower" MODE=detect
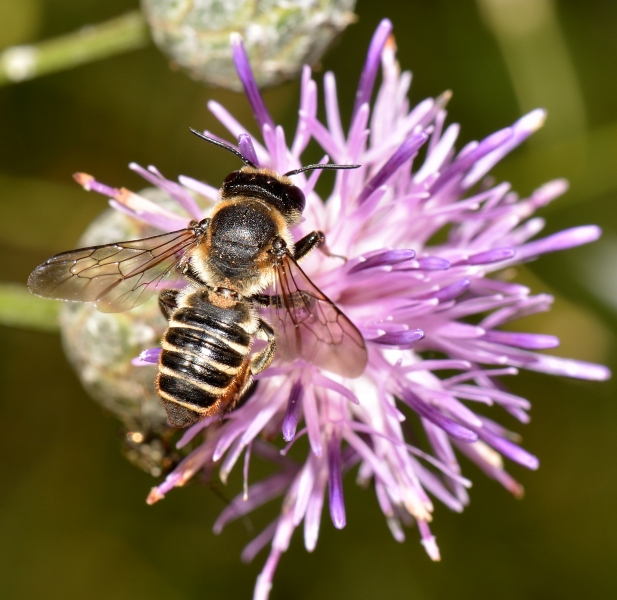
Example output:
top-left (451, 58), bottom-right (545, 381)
top-left (74, 19), bottom-right (609, 600)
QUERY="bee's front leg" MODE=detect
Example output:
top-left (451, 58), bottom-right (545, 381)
top-left (294, 231), bottom-right (346, 263)
top-left (293, 231), bottom-right (325, 261)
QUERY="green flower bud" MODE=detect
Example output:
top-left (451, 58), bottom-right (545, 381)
top-left (59, 188), bottom-right (184, 477)
top-left (141, 0), bottom-right (357, 89)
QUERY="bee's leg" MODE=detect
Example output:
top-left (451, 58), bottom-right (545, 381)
top-left (250, 319), bottom-right (277, 375)
top-left (293, 231), bottom-right (325, 261)
top-left (229, 379), bottom-right (259, 412)
top-left (225, 325), bottom-right (273, 414)
top-left (252, 293), bottom-right (280, 307)
top-left (294, 230), bottom-right (346, 262)
top-left (158, 290), bottom-right (180, 320)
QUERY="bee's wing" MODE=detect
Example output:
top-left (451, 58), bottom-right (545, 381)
top-left (269, 254), bottom-right (368, 378)
top-left (28, 228), bottom-right (198, 313)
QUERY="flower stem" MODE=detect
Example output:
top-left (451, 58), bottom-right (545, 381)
top-left (0, 10), bottom-right (150, 86)
top-left (0, 283), bottom-right (60, 332)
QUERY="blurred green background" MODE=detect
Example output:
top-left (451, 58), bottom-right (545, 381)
top-left (1, 0), bottom-right (616, 598)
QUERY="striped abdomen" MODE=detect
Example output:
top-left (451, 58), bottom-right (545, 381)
top-left (156, 292), bottom-right (256, 427)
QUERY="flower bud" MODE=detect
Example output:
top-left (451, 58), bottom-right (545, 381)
top-left (141, 0), bottom-right (357, 89)
top-left (59, 188), bottom-right (181, 476)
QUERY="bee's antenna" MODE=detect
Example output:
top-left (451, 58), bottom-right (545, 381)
top-left (284, 164), bottom-right (361, 177)
top-left (189, 128), bottom-right (258, 169)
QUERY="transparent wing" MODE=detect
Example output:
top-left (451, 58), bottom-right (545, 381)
top-left (28, 228), bottom-right (198, 313)
top-left (269, 254), bottom-right (368, 378)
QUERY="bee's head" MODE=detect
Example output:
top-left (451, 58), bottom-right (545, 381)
top-left (221, 168), bottom-right (305, 226)
top-left (188, 128), bottom-right (360, 226)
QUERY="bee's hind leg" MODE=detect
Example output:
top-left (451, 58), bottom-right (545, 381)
top-left (230, 379), bottom-right (259, 412)
top-left (250, 320), bottom-right (276, 375)
top-left (158, 290), bottom-right (180, 320)
top-left (224, 320), bottom-right (276, 415)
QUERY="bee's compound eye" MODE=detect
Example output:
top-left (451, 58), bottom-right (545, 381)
top-left (285, 185), bottom-right (305, 214)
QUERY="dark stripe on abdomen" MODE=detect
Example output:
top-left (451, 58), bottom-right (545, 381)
top-left (164, 326), bottom-right (245, 368)
top-left (172, 308), bottom-right (251, 346)
top-left (161, 350), bottom-right (233, 389)
top-left (157, 373), bottom-right (219, 409)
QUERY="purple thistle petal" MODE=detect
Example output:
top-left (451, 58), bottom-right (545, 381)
top-left (403, 359), bottom-right (472, 372)
top-left (477, 415), bottom-right (522, 442)
top-left (291, 67), bottom-right (317, 159)
top-left (443, 367), bottom-right (519, 386)
top-left (414, 257), bottom-right (451, 271)
top-left (462, 110), bottom-right (546, 188)
top-left (218, 437), bottom-right (246, 484)
top-left (414, 123), bottom-right (460, 183)
top-left (306, 112), bottom-right (344, 161)
top-left (479, 294), bottom-right (554, 329)
top-left (238, 133), bottom-right (259, 167)
top-left (475, 426), bottom-right (539, 470)
top-left (455, 440), bottom-right (524, 497)
top-left (254, 548), bottom-right (281, 600)
top-left (358, 131), bottom-right (429, 204)
top-left (292, 456), bottom-right (318, 526)
top-left (131, 347), bottom-right (161, 366)
top-left (428, 278), bottom-right (471, 302)
top-left (375, 479), bottom-right (395, 517)
top-left (243, 442), bottom-right (252, 500)
top-left (412, 457), bottom-right (465, 512)
top-left (341, 430), bottom-right (401, 496)
top-left (515, 226), bottom-right (602, 260)
top-left (109, 199), bottom-right (189, 232)
top-left (399, 389), bottom-right (478, 443)
top-left (304, 464), bottom-right (327, 551)
top-left (324, 71), bottom-right (345, 148)
top-left (73, 172), bottom-right (117, 197)
top-left (313, 373), bottom-right (359, 405)
top-left (371, 329), bottom-right (425, 348)
top-left (212, 387), bottom-right (287, 461)
top-left (346, 103), bottom-right (370, 163)
top-left (328, 434), bottom-right (346, 529)
top-left (480, 330), bottom-right (560, 350)
top-left (418, 520), bottom-right (441, 561)
top-left (432, 127), bottom-right (513, 193)
top-left (282, 380), bottom-right (304, 442)
top-left (303, 384), bottom-right (322, 457)
top-left (178, 174), bottom-right (220, 202)
top-left (176, 416), bottom-right (218, 449)
top-left (513, 352), bottom-right (611, 381)
top-left (456, 247), bottom-right (516, 265)
top-left (129, 163), bottom-right (202, 220)
top-left (207, 101), bottom-right (269, 164)
top-left (352, 19), bottom-right (393, 121)
top-left (241, 520), bottom-right (278, 563)
top-left (348, 249), bottom-right (416, 273)
top-left (213, 471), bottom-right (296, 534)
top-left (230, 33), bottom-right (274, 130)
top-left (240, 387), bottom-right (288, 447)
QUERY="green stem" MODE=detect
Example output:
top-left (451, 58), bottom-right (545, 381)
top-left (0, 10), bottom-right (150, 86)
top-left (0, 283), bottom-right (60, 332)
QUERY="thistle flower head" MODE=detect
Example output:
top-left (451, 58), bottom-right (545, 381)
top-left (76, 19), bottom-right (609, 599)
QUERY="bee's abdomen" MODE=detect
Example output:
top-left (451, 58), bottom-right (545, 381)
top-left (156, 305), bottom-right (252, 427)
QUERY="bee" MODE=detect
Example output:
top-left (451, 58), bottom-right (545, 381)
top-left (28, 130), bottom-right (368, 428)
